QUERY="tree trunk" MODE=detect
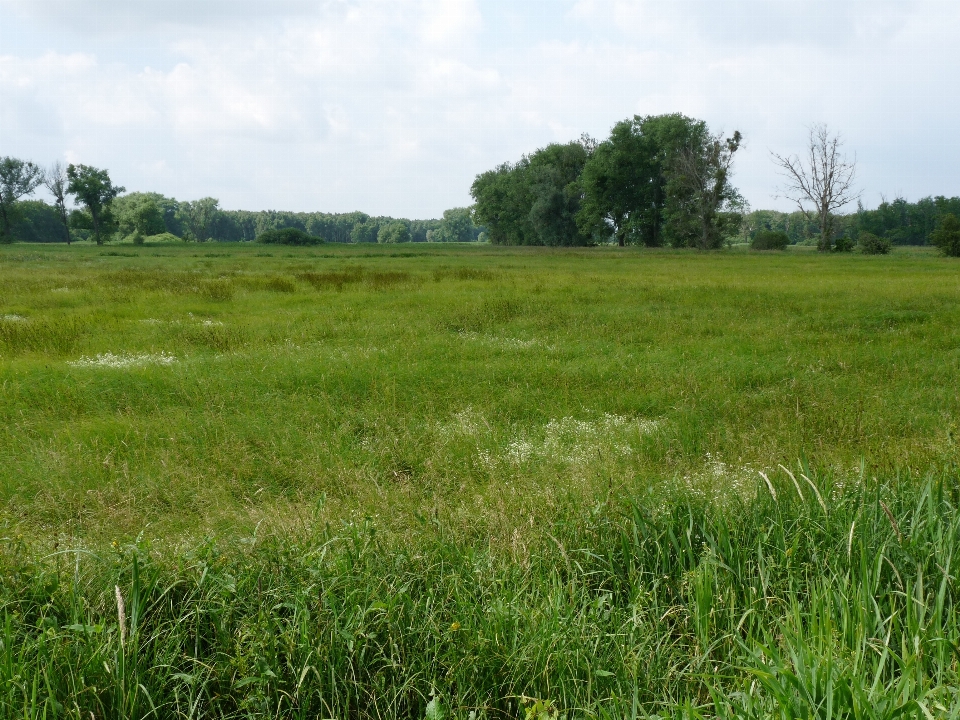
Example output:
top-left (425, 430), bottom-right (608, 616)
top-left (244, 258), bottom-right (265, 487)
top-left (817, 205), bottom-right (832, 251)
top-left (57, 201), bottom-right (70, 244)
top-left (0, 202), bottom-right (10, 242)
top-left (92, 207), bottom-right (102, 245)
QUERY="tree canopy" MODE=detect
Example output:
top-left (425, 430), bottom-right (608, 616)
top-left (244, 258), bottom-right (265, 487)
top-left (0, 157), bottom-right (44, 242)
top-left (472, 139), bottom-right (594, 246)
top-left (66, 164), bottom-right (124, 245)
top-left (472, 114), bottom-right (744, 248)
top-left (931, 214), bottom-right (960, 257)
top-left (378, 220), bottom-right (411, 244)
top-left (578, 114), bottom-right (706, 247)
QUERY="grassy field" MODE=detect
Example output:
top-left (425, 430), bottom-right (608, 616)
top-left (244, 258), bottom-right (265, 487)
top-left (1, 242), bottom-right (959, 718)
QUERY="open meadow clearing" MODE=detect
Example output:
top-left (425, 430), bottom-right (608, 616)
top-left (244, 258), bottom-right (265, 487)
top-left (2, 243), bottom-right (960, 718)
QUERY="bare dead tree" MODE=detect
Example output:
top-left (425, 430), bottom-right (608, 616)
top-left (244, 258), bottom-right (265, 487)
top-left (44, 161), bottom-right (72, 244)
top-left (772, 124), bottom-right (859, 251)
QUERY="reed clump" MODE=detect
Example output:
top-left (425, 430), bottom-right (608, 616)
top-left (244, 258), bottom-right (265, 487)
top-left (0, 314), bottom-right (86, 355)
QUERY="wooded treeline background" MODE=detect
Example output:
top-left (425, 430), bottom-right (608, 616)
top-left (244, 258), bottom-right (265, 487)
top-left (4, 110), bottom-right (960, 248)
top-left (2, 197), bottom-right (483, 245)
top-left (8, 189), bottom-right (958, 247)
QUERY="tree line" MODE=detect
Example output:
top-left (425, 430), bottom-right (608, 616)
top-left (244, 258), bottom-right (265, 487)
top-left (0, 158), bottom-right (483, 246)
top-left (737, 196), bottom-right (960, 250)
top-left (4, 119), bottom-right (960, 255)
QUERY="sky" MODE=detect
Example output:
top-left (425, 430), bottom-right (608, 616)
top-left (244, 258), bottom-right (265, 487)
top-left (2, 0), bottom-right (959, 219)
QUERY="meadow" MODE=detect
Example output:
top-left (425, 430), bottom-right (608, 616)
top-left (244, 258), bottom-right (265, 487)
top-left (1, 242), bottom-right (959, 718)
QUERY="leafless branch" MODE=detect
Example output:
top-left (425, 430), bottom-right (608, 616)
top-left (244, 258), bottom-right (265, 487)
top-left (44, 161), bottom-right (72, 244)
top-left (772, 124), bottom-right (860, 250)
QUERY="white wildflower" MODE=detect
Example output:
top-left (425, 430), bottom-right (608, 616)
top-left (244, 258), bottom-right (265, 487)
top-left (492, 414), bottom-right (659, 469)
top-left (68, 352), bottom-right (178, 369)
top-left (458, 331), bottom-right (552, 351)
top-left (433, 407), bottom-right (487, 440)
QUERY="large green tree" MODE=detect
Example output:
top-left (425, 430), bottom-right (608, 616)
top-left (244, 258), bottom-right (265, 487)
top-left (471, 138), bottom-right (593, 246)
top-left (3, 200), bottom-right (66, 243)
top-left (471, 160), bottom-right (536, 245)
top-left (177, 197), bottom-right (220, 242)
top-left (0, 157), bottom-right (44, 242)
top-left (931, 214), bottom-right (960, 257)
top-left (66, 164), bottom-right (124, 245)
top-left (377, 220), bottom-right (411, 244)
top-left (114, 193), bottom-right (168, 238)
top-left (525, 139), bottom-right (593, 246)
top-left (663, 130), bottom-right (745, 249)
top-left (577, 114), bottom-right (703, 246)
top-left (429, 207), bottom-right (475, 243)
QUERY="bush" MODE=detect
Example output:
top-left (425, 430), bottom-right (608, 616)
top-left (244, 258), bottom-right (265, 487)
top-left (931, 214), bottom-right (960, 256)
top-left (833, 235), bottom-right (855, 252)
top-left (858, 231), bottom-right (891, 255)
top-left (256, 228), bottom-right (324, 246)
top-left (750, 229), bottom-right (790, 250)
top-left (144, 232), bottom-right (183, 244)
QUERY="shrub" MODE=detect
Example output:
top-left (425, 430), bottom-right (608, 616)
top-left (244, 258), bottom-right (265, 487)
top-left (256, 228), bottom-right (324, 246)
top-left (833, 235), bottom-right (855, 252)
top-left (931, 213), bottom-right (960, 257)
top-left (750, 230), bottom-right (790, 250)
top-left (144, 232), bottom-right (183, 244)
top-left (858, 231), bottom-right (891, 255)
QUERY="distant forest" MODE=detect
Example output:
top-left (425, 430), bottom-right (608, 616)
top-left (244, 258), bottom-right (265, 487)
top-left (3, 194), bottom-right (484, 245)
top-left (743, 197), bottom-right (960, 247)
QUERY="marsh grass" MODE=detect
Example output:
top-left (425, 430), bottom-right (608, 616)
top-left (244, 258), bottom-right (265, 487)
top-left (0, 243), bottom-right (959, 716)
top-left (0, 314), bottom-right (87, 356)
top-left (295, 266), bottom-right (416, 291)
top-left (199, 278), bottom-right (235, 302)
top-left (1, 470), bottom-right (958, 718)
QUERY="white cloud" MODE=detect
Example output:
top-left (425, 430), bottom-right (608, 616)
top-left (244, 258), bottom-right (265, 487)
top-left (1, 0), bottom-right (959, 217)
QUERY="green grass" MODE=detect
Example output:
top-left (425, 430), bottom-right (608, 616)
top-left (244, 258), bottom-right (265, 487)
top-left (0, 242), bottom-right (959, 718)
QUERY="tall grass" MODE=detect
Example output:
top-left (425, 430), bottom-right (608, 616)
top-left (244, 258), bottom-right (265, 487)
top-left (0, 315), bottom-right (86, 355)
top-left (1, 469), bottom-right (958, 717)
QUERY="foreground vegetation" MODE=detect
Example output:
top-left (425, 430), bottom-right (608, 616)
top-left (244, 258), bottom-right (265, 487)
top-left (1, 243), bottom-right (958, 717)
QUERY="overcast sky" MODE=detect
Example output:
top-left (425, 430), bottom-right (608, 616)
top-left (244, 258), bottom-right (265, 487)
top-left (2, 0), bottom-right (958, 218)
